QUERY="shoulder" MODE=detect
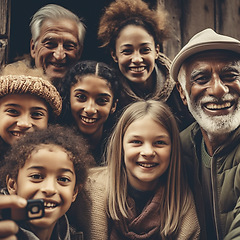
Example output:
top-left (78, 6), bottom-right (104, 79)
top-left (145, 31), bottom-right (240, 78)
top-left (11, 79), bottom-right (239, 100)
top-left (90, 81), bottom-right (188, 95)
top-left (177, 190), bottom-right (200, 240)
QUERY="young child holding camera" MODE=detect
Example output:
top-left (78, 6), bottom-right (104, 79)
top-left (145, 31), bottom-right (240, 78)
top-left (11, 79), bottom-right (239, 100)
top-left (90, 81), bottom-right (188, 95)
top-left (0, 125), bottom-right (93, 240)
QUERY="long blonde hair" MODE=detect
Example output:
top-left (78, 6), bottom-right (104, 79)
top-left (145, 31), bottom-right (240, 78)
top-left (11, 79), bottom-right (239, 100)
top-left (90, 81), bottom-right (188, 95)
top-left (106, 100), bottom-right (190, 237)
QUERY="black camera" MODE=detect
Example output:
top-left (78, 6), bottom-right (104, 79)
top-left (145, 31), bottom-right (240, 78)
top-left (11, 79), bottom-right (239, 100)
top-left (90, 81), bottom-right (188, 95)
top-left (1, 199), bottom-right (45, 222)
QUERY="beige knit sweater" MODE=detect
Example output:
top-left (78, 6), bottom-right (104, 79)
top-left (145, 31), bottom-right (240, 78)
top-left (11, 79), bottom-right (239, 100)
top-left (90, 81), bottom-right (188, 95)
top-left (69, 167), bottom-right (200, 240)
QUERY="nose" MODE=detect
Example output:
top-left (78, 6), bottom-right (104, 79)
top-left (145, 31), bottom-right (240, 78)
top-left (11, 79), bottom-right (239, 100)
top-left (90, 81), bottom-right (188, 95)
top-left (17, 115), bottom-right (32, 129)
top-left (41, 178), bottom-right (57, 197)
top-left (84, 99), bottom-right (97, 115)
top-left (207, 75), bottom-right (229, 99)
top-left (53, 44), bottom-right (66, 60)
top-left (132, 51), bottom-right (143, 64)
top-left (140, 143), bottom-right (155, 157)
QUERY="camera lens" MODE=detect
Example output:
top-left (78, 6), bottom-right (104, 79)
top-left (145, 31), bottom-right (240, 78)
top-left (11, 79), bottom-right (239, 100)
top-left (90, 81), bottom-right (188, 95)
top-left (31, 206), bottom-right (40, 214)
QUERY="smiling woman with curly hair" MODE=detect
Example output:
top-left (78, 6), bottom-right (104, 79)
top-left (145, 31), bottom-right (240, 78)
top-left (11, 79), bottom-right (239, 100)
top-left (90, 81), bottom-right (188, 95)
top-left (98, 0), bottom-right (193, 130)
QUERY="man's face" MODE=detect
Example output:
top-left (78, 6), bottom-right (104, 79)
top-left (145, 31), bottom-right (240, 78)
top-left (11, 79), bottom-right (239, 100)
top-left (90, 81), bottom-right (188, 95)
top-left (30, 18), bottom-right (81, 82)
top-left (178, 50), bottom-right (240, 136)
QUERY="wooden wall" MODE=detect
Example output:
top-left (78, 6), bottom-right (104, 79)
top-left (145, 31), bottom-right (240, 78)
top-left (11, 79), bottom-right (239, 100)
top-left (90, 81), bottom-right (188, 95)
top-left (0, 0), bottom-right (10, 66)
top-left (1, 0), bottom-right (240, 66)
top-left (161, 0), bottom-right (240, 60)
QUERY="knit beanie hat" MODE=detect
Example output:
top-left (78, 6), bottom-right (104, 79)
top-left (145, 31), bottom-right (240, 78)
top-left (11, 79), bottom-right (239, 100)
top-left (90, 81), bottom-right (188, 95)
top-left (0, 74), bottom-right (62, 117)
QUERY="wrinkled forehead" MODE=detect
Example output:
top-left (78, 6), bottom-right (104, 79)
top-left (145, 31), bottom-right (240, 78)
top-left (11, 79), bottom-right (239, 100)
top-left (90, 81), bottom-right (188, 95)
top-left (39, 18), bottom-right (79, 41)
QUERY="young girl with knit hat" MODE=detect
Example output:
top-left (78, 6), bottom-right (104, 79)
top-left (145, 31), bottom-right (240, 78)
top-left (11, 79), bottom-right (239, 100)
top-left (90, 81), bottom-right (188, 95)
top-left (98, 0), bottom-right (192, 130)
top-left (0, 62), bottom-right (62, 163)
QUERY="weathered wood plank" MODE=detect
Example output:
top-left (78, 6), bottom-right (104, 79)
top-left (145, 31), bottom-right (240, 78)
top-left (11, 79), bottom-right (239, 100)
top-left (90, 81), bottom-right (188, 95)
top-left (160, 0), bottom-right (182, 60)
top-left (216, 0), bottom-right (240, 39)
top-left (0, 39), bottom-right (7, 66)
top-left (0, 0), bottom-right (9, 35)
top-left (181, 0), bottom-right (215, 45)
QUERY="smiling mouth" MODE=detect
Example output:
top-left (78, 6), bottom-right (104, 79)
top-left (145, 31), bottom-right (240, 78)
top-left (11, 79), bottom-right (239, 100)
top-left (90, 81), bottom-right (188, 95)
top-left (129, 66), bottom-right (146, 72)
top-left (11, 131), bottom-right (25, 137)
top-left (50, 62), bottom-right (66, 68)
top-left (137, 162), bottom-right (159, 168)
top-left (204, 101), bottom-right (233, 110)
top-left (80, 116), bottom-right (98, 124)
top-left (44, 201), bottom-right (58, 209)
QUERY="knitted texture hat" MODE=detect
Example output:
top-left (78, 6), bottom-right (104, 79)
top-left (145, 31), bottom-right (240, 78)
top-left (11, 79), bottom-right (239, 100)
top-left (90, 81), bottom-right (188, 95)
top-left (0, 74), bottom-right (62, 116)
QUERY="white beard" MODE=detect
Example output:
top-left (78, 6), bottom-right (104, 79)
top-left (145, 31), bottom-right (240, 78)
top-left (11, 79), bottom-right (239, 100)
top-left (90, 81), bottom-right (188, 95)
top-left (185, 92), bottom-right (240, 137)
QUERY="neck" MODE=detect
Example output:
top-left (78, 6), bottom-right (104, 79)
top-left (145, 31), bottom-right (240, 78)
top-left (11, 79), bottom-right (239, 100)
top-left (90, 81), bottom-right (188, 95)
top-left (200, 128), bottom-right (230, 156)
top-left (28, 223), bottom-right (55, 240)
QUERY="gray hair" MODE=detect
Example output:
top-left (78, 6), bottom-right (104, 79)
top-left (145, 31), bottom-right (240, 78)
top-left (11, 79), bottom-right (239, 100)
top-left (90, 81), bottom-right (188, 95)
top-left (30, 4), bottom-right (86, 47)
top-left (177, 64), bottom-right (187, 92)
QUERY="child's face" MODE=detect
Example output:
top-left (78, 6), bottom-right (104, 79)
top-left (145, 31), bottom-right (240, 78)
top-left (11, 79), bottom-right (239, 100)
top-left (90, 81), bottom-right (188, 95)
top-left (70, 75), bottom-right (116, 140)
top-left (7, 144), bottom-right (78, 230)
top-left (111, 25), bottom-right (159, 87)
top-left (0, 94), bottom-right (49, 145)
top-left (123, 115), bottom-right (171, 191)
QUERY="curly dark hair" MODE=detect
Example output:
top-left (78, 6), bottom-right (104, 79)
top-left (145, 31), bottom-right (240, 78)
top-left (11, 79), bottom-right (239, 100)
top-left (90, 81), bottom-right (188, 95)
top-left (98, 0), bottom-right (169, 51)
top-left (56, 60), bottom-right (120, 126)
top-left (1, 125), bottom-right (93, 187)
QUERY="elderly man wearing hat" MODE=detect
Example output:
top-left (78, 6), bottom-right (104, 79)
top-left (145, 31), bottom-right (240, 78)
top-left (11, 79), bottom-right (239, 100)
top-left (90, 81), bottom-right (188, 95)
top-left (170, 28), bottom-right (240, 240)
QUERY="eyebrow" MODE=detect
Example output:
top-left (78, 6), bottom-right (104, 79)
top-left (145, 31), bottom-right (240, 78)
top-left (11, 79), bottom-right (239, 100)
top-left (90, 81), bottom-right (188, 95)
top-left (74, 89), bottom-right (112, 97)
top-left (42, 36), bottom-right (78, 45)
top-left (221, 65), bottom-right (240, 73)
top-left (4, 104), bottom-right (48, 112)
top-left (190, 69), bottom-right (209, 80)
top-left (27, 166), bottom-right (74, 175)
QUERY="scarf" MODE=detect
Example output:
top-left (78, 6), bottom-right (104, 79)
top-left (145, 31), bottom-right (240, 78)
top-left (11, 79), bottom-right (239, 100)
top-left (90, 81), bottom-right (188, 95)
top-left (109, 187), bottom-right (163, 240)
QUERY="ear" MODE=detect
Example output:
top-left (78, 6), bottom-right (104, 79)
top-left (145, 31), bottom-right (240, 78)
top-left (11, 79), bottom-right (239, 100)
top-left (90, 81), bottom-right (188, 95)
top-left (30, 39), bottom-right (36, 58)
top-left (111, 50), bottom-right (118, 63)
top-left (176, 82), bottom-right (187, 106)
top-left (72, 185), bottom-right (80, 203)
top-left (110, 99), bottom-right (118, 114)
top-left (155, 44), bottom-right (160, 59)
top-left (6, 175), bottom-right (18, 195)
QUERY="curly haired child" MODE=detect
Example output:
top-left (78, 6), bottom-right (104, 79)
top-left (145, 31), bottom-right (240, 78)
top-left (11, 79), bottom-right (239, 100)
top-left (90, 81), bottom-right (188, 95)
top-left (0, 124), bottom-right (93, 240)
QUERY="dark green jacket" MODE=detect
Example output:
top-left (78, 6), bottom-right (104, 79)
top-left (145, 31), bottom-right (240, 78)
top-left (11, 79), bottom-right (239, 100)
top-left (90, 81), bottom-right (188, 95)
top-left (181, 122), bottom-right (240, 240)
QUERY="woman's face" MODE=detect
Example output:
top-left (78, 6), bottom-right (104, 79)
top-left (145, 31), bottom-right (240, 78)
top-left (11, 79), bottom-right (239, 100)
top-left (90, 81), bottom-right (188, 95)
top-left (112, 25), bottom-right (159, 86)
top-left (70, 75), bottom-right (116, 141)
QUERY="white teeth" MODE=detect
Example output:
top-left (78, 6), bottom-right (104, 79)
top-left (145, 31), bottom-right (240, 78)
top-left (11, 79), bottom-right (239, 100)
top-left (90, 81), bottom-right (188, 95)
top-left (81, 116), bottom-right (97, 123)
top-left (44, 202), bottom-right (57, 208)
top-left (137, 163), bottom-right (157, 168)
top-left (130, 66), bottom-right (146, 72)
top-left (11, 132), bottom-right (23, 137)
top-left (206, 102), bottom-right (231, 110)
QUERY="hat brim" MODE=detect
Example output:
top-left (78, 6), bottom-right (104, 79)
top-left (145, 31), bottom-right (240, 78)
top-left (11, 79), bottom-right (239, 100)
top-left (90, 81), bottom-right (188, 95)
top-left (170, 41), bottom-right (240, 82)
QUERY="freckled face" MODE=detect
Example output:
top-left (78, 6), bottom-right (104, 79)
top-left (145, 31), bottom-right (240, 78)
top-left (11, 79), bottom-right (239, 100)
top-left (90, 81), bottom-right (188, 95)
top-left (70, 75), bottom-right (116, 141)
top-left (123, 115), bottom-right (171, 191)
top-left (112, 25), bottom-right (159, 87)
top-left (30, 18), bottom-right (81, 81)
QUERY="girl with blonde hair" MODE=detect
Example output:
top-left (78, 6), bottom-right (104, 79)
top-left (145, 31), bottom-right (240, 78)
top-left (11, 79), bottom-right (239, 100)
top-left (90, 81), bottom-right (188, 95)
top-left (105, 100), bottom-right (199, 239)
top-left (72, 100), bottom-right (200, 239)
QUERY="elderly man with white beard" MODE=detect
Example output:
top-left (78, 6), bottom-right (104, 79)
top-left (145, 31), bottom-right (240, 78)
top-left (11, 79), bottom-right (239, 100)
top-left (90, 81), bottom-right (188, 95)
top-left (170, 28), bottom-right (240, 240)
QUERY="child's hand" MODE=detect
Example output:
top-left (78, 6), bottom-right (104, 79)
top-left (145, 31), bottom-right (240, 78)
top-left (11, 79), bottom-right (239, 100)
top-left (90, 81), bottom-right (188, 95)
top-left (0, 195), bottom-right (27, 239)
